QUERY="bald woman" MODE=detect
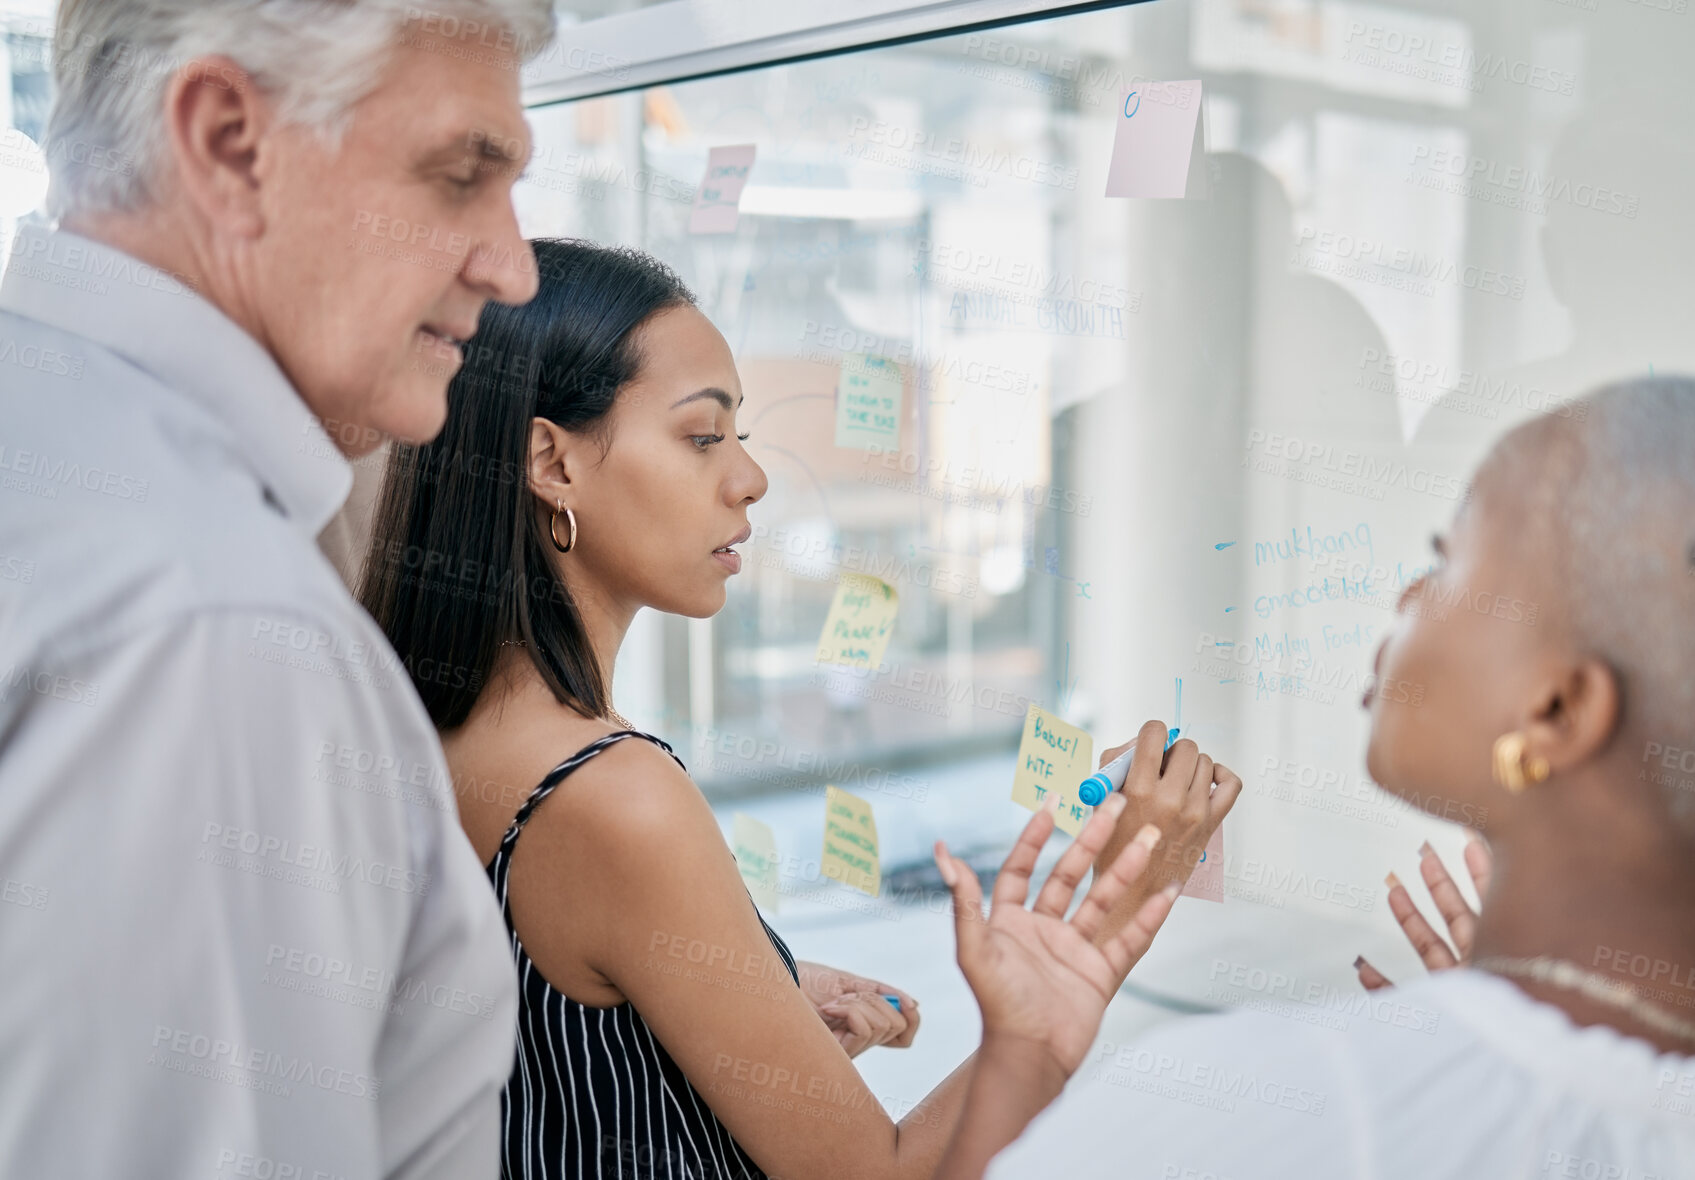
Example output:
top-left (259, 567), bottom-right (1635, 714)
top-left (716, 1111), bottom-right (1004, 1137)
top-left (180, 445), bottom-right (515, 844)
top-left (923, 376), bottom-right (1695, 1180)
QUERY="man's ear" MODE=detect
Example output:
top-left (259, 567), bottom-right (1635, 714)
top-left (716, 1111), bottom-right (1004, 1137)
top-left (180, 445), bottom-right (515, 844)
top-left (162, 56), bottom-right (266, 237)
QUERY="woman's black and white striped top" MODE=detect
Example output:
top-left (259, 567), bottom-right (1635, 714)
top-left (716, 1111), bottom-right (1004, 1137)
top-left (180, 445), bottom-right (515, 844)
top-left (487, 729), bottom-right (797, 1180)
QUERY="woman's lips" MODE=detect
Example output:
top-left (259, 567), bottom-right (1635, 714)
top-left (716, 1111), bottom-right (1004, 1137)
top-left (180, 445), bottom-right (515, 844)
top-left (712, 548), bottom-right (742, 574)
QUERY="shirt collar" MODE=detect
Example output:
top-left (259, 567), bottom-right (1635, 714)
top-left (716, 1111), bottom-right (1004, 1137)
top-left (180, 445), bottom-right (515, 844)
top-left (0, 221), bottom-right (353, 537)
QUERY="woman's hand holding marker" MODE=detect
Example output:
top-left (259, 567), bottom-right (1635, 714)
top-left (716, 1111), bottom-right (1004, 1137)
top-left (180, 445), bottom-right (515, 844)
top-left (1089, 719), bottom-right (1242, 943)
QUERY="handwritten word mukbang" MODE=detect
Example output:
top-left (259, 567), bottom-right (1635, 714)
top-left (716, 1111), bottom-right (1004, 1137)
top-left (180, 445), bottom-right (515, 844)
top-left (1252, 523), bottom-right (1373, 571)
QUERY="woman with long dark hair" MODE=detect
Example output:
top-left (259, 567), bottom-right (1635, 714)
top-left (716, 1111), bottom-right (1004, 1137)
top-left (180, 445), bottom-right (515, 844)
top-left (362, 238), bottom-right (1236, 1180)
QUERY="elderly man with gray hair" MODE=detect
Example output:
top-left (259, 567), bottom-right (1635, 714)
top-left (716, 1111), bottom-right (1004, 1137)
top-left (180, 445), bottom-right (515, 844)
top-left (0, 2), bottom-right (554, 1176)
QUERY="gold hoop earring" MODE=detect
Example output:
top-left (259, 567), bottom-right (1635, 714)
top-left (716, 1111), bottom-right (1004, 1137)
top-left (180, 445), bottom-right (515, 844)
top-left (1492, 731), bottom-right (1550, 793)
top-left (549, 501), bottom-right (577, 555)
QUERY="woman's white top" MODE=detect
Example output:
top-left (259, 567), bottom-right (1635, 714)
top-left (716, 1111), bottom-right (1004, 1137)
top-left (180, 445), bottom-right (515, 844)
top-left (989, 967), bottom-right (1695, 1180)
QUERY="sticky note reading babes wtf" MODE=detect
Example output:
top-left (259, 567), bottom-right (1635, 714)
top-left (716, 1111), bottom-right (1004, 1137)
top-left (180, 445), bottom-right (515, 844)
top-left (834, 355), bottom-right (903, 451)
top-left (1012, 705), bottom-right (1094, 837)
top-left (1105, 81), bottom-right (1207, 200)
top-left (689, 144), bottom-right (756, 235)
top-left (821, 785), bottom-right (880, 896)
top-left (731, 812), bottom-right (781, 914)
top-left (815, 573), bottom-right (898, 668)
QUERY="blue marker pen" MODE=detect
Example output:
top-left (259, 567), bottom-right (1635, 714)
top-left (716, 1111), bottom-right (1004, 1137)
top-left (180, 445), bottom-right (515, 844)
top-left (882, 995), bottom-right (902, 1012)
top-left (1077, 728), bottom-right (1181, 807)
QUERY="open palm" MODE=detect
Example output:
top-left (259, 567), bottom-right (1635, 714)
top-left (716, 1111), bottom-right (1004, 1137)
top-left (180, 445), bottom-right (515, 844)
top-left (935, 796), bottom-right (1178, 1077)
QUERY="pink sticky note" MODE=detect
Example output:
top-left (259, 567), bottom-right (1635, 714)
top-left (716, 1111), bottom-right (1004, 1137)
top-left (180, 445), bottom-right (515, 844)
top-left (689, 144), bottom-right (756, 235)
top-left (1181, 825), bottom-right (1225, 903)
top-left (1104, 81), bottom-right (1207, 199)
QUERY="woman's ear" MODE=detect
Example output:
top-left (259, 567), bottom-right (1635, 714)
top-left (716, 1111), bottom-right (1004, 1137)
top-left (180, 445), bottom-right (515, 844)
top-left (1527, 657), bottom-right (1621, 776)
top-left (528, 417), bottom-right (572, 509)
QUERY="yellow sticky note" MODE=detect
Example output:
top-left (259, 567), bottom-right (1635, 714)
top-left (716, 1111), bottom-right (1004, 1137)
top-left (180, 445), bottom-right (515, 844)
top-left (821, 784), bottom-right (880, 896)
top-left (731, 813), bottom-right (781, 914)
top-left (1011, 704), bottom-right (1094, 837)
top-left (815, 573), bottom-right (898, 668)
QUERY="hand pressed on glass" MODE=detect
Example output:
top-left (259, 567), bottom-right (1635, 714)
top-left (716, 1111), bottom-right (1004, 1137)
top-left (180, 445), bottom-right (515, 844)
top-left (934, 795), bottom-right (1177, 1081)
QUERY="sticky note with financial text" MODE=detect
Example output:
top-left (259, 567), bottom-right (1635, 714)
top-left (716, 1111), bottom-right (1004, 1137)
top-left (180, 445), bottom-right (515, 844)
top-left (821, 785), bottom-right (880, 896)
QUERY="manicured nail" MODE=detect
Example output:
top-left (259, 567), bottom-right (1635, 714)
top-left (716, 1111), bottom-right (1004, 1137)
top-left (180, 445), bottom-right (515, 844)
top-left (934, 844), bottom-right (957, 887)
top-left (1418, 841), bottom-right (1436, 859)
top-left (1133, 824), bottom-right (1162, 851)
top-left (1353, 955), bottom-right (1366, 970)
top-left (1384, 871), bottom-right (1403, 891)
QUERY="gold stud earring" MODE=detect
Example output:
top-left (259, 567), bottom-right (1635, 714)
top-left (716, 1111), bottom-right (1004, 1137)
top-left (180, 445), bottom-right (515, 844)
top-left (549, 500), bottom-right (577, 555)
top-left (1492, 731), bottom-right (1549, 793)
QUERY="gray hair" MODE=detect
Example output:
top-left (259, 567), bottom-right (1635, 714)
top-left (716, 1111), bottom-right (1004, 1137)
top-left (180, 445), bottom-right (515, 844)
top-left (1528, 376), bottom-right (1695, 832)
top-left (44, 0), bottom-right (556, 219)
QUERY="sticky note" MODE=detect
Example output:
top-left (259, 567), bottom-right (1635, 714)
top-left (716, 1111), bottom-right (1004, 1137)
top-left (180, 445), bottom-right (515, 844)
top-left (815, 573), bottom-right (898, 668)
top-left (1012, 704), bottom-right (1094, 837)
top-left (821, 784), bottom-right (880, 896)
top-left (834, 355), bottom-right (903, 450)
top-left (731, 812), bottom-right (781, 914)
top-left (1105, 81), bottom-right (1208, 200)
top-left (689, 144), bottom-right (756, 234)
top-left (1182, 825), bottom-right (1225, 903)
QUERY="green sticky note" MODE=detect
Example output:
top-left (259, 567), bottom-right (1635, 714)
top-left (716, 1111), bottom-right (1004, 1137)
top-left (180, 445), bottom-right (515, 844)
top-left (834, 355), bottom-right (903, 450)
top-left (731, 812), bottom-right (780, 914)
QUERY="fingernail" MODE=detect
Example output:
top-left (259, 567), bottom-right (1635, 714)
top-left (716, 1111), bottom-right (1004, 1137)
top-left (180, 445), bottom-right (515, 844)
top-left (1353, 955), bottom-right (1366, 970)
top-left (1105, 793), bottom-right (1128, 816)
top-left (1418, 841), bottom-right (1435, 859)
top-left (1133, 824), bottom-right (1162, 851)
top-left (1384, 871), bottom-right (1403, 891)
top-left (1161, 882), bottom-right (1181, 900)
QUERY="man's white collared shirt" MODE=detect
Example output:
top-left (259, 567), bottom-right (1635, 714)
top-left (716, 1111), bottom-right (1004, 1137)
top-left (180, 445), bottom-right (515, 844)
top-left (0, 224), bottom-right (516, 1178)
